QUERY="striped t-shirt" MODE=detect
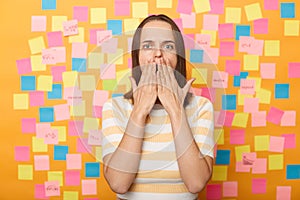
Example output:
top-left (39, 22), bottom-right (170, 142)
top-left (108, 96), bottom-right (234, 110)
top-left (102, 95), bottom-right (215, 200)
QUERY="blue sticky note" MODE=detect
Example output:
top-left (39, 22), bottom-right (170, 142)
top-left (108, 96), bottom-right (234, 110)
top-left (235, 25), bottom-right (250, 40)
top-left (54, 145), bottom-right (69, 160)
top-left (48, 84), bottom-right (62, 99)
top-left (107, 20), bottom-right (123, 35)
top-left (222, 95), bottom-right (237, 110)
top-left (233, 72), bottom-right (248, 87)
top-left (42, 0), bottom-right (56, 10)
top-left (21, 76), bottom-right (36, 91)
top-left (280, 3), bottom-right (295, 18)
top-left (85, 162), bottom-right (100, 177)
top-left (215, 150), bottom-right (230, 165)
top-left (286, 165), bottom-right (300, 179)
top-left (72, 58), bottom-right (87, 72)
top-left (190, 49), bottom-right (204, 63)
top-left (112, 93), bottom-right (123, 98)
top-left (275, 84), bottom-right (289, 99)
top-left (39, 107), bottom-right (54, 122)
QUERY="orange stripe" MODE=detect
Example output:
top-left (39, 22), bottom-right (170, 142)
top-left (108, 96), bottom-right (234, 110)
top-left (129, 183), bottom-right (189, 193)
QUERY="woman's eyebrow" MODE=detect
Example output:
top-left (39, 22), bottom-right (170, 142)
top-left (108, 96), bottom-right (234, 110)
top-left (141, 40), bottom-right (154, 43)
top-left (161, 40), bottom-right (175, 44)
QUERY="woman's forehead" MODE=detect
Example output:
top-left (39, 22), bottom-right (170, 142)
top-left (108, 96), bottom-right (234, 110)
top-left (140, 21), bottom-right (175, 41)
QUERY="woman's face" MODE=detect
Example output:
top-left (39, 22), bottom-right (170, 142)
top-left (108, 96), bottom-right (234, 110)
top-left (139, 20), bottom-right (177, 69)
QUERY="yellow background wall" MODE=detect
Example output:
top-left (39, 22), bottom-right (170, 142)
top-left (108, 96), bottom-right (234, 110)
top-left (1, 0), bottom-right (300, 199)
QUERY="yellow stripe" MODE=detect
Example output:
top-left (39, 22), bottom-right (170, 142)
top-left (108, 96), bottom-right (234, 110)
top-left (129, 183), bottom-right (189, 193)
top-left (144, 132), bottom-right (173, 142)
top-left (102, 126), bottom-right (125, 136)
top-left (141, 151), bottom-right (176, 161)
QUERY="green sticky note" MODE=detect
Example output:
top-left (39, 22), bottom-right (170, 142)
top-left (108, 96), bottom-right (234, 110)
top-left (212, 166), bottom-right (228, 181)
top-left (235, 145), bottom-right (250, 161)
top-left (18, 165), bottom-right (33, 180)
top-left (255, 135), bottom-right (270, 151)
top-left (63, 191), bottom-right (78, 200)
top-left (269, 154), bottom-right (284, 170)
top-left (32, 137), bottom-right (48, 152)
top-left (102, 79), bottom-right (117, 91)
top-left (48, 171), bottom-right (63, 186)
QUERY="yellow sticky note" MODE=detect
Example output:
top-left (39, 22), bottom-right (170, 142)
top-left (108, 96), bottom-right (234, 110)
top-left (237, 90), bottom-right (253, 106)
top-left (63, 191), bottom-right (78, 200)
top-left (192, 68), bottom-right (208, 84)
top-left (28, 36), bottom-right (45, 54)
top-left (264, 40), bottom-right (280, 56)
top-left (244, 3), bottom-right (262, 21)
top-left (124, 18), bottom-right (140, 34)
top-left (156, 0), bottom-right (172, 8)
top-left (69, 27), bottom-right (85, 43)
top-left (225, 7), bottom-right (241, 23)
top-left (70, 101), bottom-right (86, 116)
top-left (52, 126), bottom-right (66, 142)
top-left (269, 154), bottom-right (284, 170)
top-left (214, 129), bottom-right (224, 145)
top-left (244, 55), bottom-right (259, 71)
top-left (232, 113), bottom-right (249, 128)
top-left (256, 88), bottom-right (271, 104)
top-left (132, 2), bottom-right (148, 18)
top-left (107, 49), bottom-right (124, 65)
top-left (95, 146), bottom-right (103, 162)
top-left (37, 75), bottom-right (53, 91)
top-left (284, 20), bottom-right (300, 36)
top-left (193, 0), bottom-right (211, 13)
top-left (212, 166), bottom-right (227, 181)
top-left (62, 71), bottom-right (78, 87)
top-left (18, 165), bottom-right (33, 180)
top-left (80, 75), bottom-right (96, 91)
top-left (88, 52), bottom-right (104, 69)
top-left (255, 135), bottom-right (269, 151)
top-left (116, 68), bottom-right (131, 82)
top-left (201, 30), bottom-right (217, 46)
top-left (52, 16), bottom-right (68, 31)
top-left (48, 171), bottom-right (63, 186)
top-left (83, 117), bottom-right (99, 133)
top-left (13, 93), bottom-right (29, 110)
top-left (90, 8), bottom-right (106, 24)
top-left (31, 55), bottom-right (46, 71)
top-left (32, 136), bottom-right (48, 152)
top-left (235, 145), bottom-right (250, 161)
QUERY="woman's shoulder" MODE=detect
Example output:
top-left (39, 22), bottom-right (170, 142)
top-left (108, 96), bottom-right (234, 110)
top-left (103, 96), bottom-right (133, 111)
top-left (187, 94), bottom-right (213, 109)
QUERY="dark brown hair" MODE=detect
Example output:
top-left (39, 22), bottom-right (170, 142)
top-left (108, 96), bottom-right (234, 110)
top-left (124, 14), bottom-right (193, 107)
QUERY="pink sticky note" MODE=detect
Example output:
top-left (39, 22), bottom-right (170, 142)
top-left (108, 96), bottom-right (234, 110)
top-left (73, 6), bottom-right (88, 22)
top-left (260, 63), bottom-right (275, 79)
top-left (173, 18), bottom-right (183, 32)
top-left (264, 0), bottom-right (279, 10)
top-left (44, 181), bottom-right (60, 196)
top-left (22, 118), bottom-right (36, 133)
top-left (251, 111), bottom-right (267, 127)
top-left (43, 129), bottom-right (58, 145)
top-left (101, 38), bottom-right (118, 53)
top-left (52, 47), bottom-right (66, 63)
top-left (128, 58), bottom-right (132, 68)
top-left (201, 87), bottom-right (216, 103)
top-left (65, 170), bottom-right (81, 186)
top-left (31, 16), bottom-right (47, 32)
top-left (29, 91), bottom-right (45, 106)
top-left (210, 0), bottom-right (224, 14)
top-left (236, 161), bottom-right (250, 172)
top-left (240, 79), bottom-right (255, 95)
top-left (220, 41), bottom-right (235, 56)
top-left (247, 39), bottom-right (264, 56)
top-left (267, 107), bottom-right (284, 125)
top-left (63, 87), bottom-right (83, 106)
top-left (225, 60), bottom-right (240, 76)
top-left (93, 90), bottom-right (109, 106)
top-left (34, 155), bottom-right (50, 171)
top-left (203, 14), bottom-right (219, 30)
top-left (54, 104), bottom-right (70, 121)
top-left (100, 64), bottom-right (116, 79)
top-left (203, 47), bottom-right (219, 64)
top-left (277, 186), bottom-right (291, 200)
top-left (82, 180), bottom-right (97, 195)
top-left (96, 30), bottom-right (112, 46)
top-left (36, 123), bottom-right (51, 138)
top-left (206, 184), bottom-right (222, 200)
top-left (47, 31), bottom-right (63, 47)
top-left (88, 130), bottom-right (102, 146)
top-left (252, 178), bottom-right (266, 194)
top-left (238, 36), bottom-right (254, 53)
top-left (244, 98), bottom-right (259, 113)
top-left (214, 111), bottom-right (223, 127)
top-left (93, 106), bottom-right (103, 118)
top-left (51, 66), bottom-right (66, 82)
top-left (223, 181), bottom-right (238, 197)
top-left (230, 129), bottom-right (245, 144)
top-left (68, 120), bottom-right (84, 136)
top-left (77, 138), bottom-right (92, 153)
top-left (195, 34), bottom-right (211, 49)
top-left (15, 146), bottom-right (30, 161)
top-left (218, 110), bottom-right (234, 127)
top-left (281, 134), bottom-right (296, 149)
top-left (288, 62), bottom-right (300, 78)
top-left (42, 48), bottom-right (56, 64)
top-left (218, 23), bottom-right (234, 40)
top-left (63, 20), bottom-right (78, 36)
top-left (180, 13), bottom-right (196, 28)
top-left (66, 154), bottom-right (82, 169)
top-left (177, 0), bottom-right (193, 14)
top-left (252, 158), bottom-right (267, 174)
top-left (90, 28), bottom-right (102, 45)
top-left (114, 0), bottom-right (130, 16)
top-left (72, 42), bottom-right (87, 58)
top-left (16, 58), bottom-right (32, 75)
top-left (183, 34), bottom-right (195, 50)
top-left (212, 71), bottom-right (228, 88)
top-left (269, 136), bottom-right (285, 153)
top-left (35, 184), bottom-right (49, 200)
top-left (253, 18), bottom-right (268, 34)
top-left (242, 152), bottom-right (256, 166)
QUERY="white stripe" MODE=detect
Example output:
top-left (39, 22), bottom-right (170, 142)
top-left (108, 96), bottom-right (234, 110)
top-left (118, 191), bottom-right (197, 200)
top-left (139, 160), bottom-right (179, 171)
top-left (102, 147), bottom-right (116, 158)
top-left (102, 134), bottom-right (123, 146)
top-left (142, 141), bottom-right (175, 152)
top-left (134, 178), bottom-right (182, 184)
top-left (102, 118), bottom-right (126, 130)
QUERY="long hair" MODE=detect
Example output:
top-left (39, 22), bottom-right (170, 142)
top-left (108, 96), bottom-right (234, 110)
top-left (124, 14), bottom-right (193, 107)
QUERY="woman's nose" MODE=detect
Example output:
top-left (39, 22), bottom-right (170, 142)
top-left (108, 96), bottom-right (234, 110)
top-left (154, 47), bottom-right (162, 58)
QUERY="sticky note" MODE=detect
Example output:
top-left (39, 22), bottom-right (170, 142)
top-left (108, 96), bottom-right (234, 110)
top-left (52, 16), bottom-right (67, 32)
top-left (107, 48), bottom-right (123, 65)
top-left (77, 138), bottom-right (92, 153)
top-left (235, 145), bottom-right (250, 161)
top-left (35, 184), bottom-right (48, 199)
top-left (280, 3), bottom-right (295, 18)
top-left (83, 117), bottom-right (99, 133)
top-left (222, 95), bottom-right (236, 110)
top-left (256, 88), bottom-right (271, 104)
top-left (284, 20), bottom-right (299, 36)
top-left (156, 0), bottom-right (172, 8)
top-left (223, 181), bottom-right (238, 197)
top-left (269, 154), bottom-right (284, 170)
top-left (269, 136), bottom-right (285, 153)
top-left (253, 18), bottom-right (268, 34)
top-left (62, 71), bottom-right (78, 87)
top-left (230, 129), bottom-right (245, 144)
top-left (79, 75), bottom-right (96, 91)
top-left (16, 58), bottom-right (32, 75)
top-left (107, 20), bottom-right (123, 35)
top-left (53, 104), bottom-right (70, 121)
top-left (218, 23), bottom-right (234, 39)
top-left (72, 42), bottom-right (87, 58)
top-left (206, 184), bottom-right (222, 200)
top-left (22, 118), bottom-right (36, 133)
top-left (288, 62), bottom-right (300, 78)
top-left (29, 91), bottom-right (44, 107)
top-left (276, 186), bottom-right (291, 200)
top-left (203, 14), bottom-right (219, 30)
top-left (243, 55), bottom-right (259, 71)
top-left (242, 152), bottom-right (256, 167)
top-left (72, 58), bottom-right (86, 72)
top-left (209, 0), bottom-right (224, 14)
top-left (90, 8), bottom-right (106, 24)
top-left (236, 25), bottom-right (250, 40)
top-left (48, 84), bottom-right (62, 99)
top-left (201, 30), bottom-right (217, 46)
top-left (66, 154), bottom-right (82, 170)
top-left (239, 37), bottom-right (264, 55)
top-left (54, 145), bottom-right (69, 160)
top-left (252, 178), bottom-right (266, 194)
top-left (225, 60), bottom-right (240, 75)
top-left (236, 161), bottom-right (250, 172)
top-left (267, 107), bottom-right (284, 125)
top-left (217, 110), bottom-right (234, 127)
top-left (240, 79), bottom-right (255, 95)
top-left (82, 180), bottom-right (97, 195)
top-left (52, 126), bottom-right (66, 142)
top-left (193, 0), bottom-right (211, 13)
top-left (177, 0), bottom-right (193, 14)
top-left (192, 68), bottom-right (207, 84)
top-left (190, 49), bottom-right (203, 63)
top-left (264, 40), bottom-right (280, 56)
top-left (45, 181), bottom-right (60, 197)
top-left (93, 90), bottom-right (109, 106)
top-left (34, 155), bottom-right (50, 171)
top-left (31, 16), bottom-right (46, 32)
top-left (28, 36), bottom-right (45, 54)
top-left (212, 166), bottom-right (227, 181)
top-left (115, 0), bottom-right (130, 16)
top-left (70, 101), bottom-right (86, 116)
top-left (244, 3), bottom-right (262, 21)
top-left (212, 71), bottom-right (228, 88)
top-left (214, 129), bottom-right (224, 145)
top-left (73, 6), bottom-right (88, 22)
top-left (88, 52), bottom-right (104, 69)
top-left (260, 63), bottom-right (275, 79)
top-left (18, 165), bottom-right (33, 180)
top-left (225, 7), bottom-right (241, 23)
top-left (281, 111), bottom-right (296, 126)
top-left (237, 90), bottom-right (253, 106)
top-left (282, 134), bottom-right (296, 149)
top-left (21, 76), bottom-right (36, 91)
top-left (287, 165), bottom-right (300, 179)
top-left (32, 136), bottom-right (48, 152)
top-left (244, 98), bottom-right (259, 113)
top-left (48, 171), bottom-right (63, 187)
top-left (42, 0), bottom-right (56, 10)
top-left (203, 47), bottom-right (219, 64)
top-left (220, 41), bottom-right (235, 56)
top-left (275, 84), bottom-right (289, 99)
top-left (69, 27), bottom-right (85, 43)
top-left (63, 191), bottom-right (78, 200)
top-left (13, 93), bottom-right (29, 110)
top-left (39, 107), bottom-right (54, 122)
top-left (252, 158), bottom-right (267, 174)
top-left (102, 79), bottom-right (117, 91)
top-left (15, 146), bottom-right (30, 161)
top-left (216, 150), bottom-right (230, 165)
top-left (180, 13), bottom-right (196, 29)
top-left (85, 162), bottom-right (100, 177)
top-left (132, 2), bottom-right (148, 18)
top-left (95, 147), bottom-right (103, 162)
top-left (47, 31), bottom-right (63, 47)
top-left (65, 170), bottom-right (81, 186)
top-left (68, 120), bottom-right (83, 136)
top-left (264, 0), bottom-right (279, 10)
top-left (255, 135), bottom-right (269, 151)
top-left (37, 75), bottom-right (53, 91)
top-left (232, 113), bottom-right (249, 128)
top-left (63, 20), bottom-right (79, 36)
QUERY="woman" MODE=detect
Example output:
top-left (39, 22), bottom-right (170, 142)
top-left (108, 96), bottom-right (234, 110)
top-left (102, 14), bottom-right (215, 200)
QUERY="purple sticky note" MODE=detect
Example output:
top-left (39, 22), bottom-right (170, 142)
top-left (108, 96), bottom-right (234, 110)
top-left (218, 23), bottom-right (234, 40)
top-left (77, 138), bottom-right (92, 153)
top-left (16, 58), bottom-right (32, 75)
top-left (288, 62), bottom-right (300, 78)
top-left (264, 0), bottom-right (279, 10)
top-left (220, 41), bottom-right (235, 56)
top-left (252, 158), bottom-right (267, 174)
top-left (73, 6), bottom-right (88, 22)
top-left (223, 181), bottom-right (238, 197)
top-left (230, 129), bottom-right (245, 144)
top-left (277, 186), bottom-right (291, 200)
top-left (253, 18), bottom-right (268, 34)
top-left (51, 66), bottom-right (66, 82)
top-left (65, 170), bottom-right (81, 186)
top-left (252, 178), bottom-right (266, 194)
top-left (225, 60), bottom-right (240, 76)
top-left (177, 0), bottom-right (193, 14)
top-left (206, 184), bottom-right (222, 199)
top-left (35, 184), bottom-right (49, 200)
top-left (280, 111), bottom-right (296, 126)
top-left (115, 0), bottom-right (130, 16)
top-left (22, 118), bottom-right (36, 133)
top-left (281, 134), bottom-right (296, 149)
top-left (68, 120), bottom-right (83, 136)
top-left (15, 146), bottom-right (30, 161)
top-left (29, 91), bottom-right (45, 107)
top-left (209, 0), bottom-right (224, 14)
top-left (267, 107), bottom-right (284, 125)
top-left (47, 31), bottom-right (63, 47)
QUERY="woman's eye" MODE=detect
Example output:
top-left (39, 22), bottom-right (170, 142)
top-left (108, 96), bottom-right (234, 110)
top-left (164, 44), bottom-right (175, 50)
top-left (142, 44), bottom-right (153, 49)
